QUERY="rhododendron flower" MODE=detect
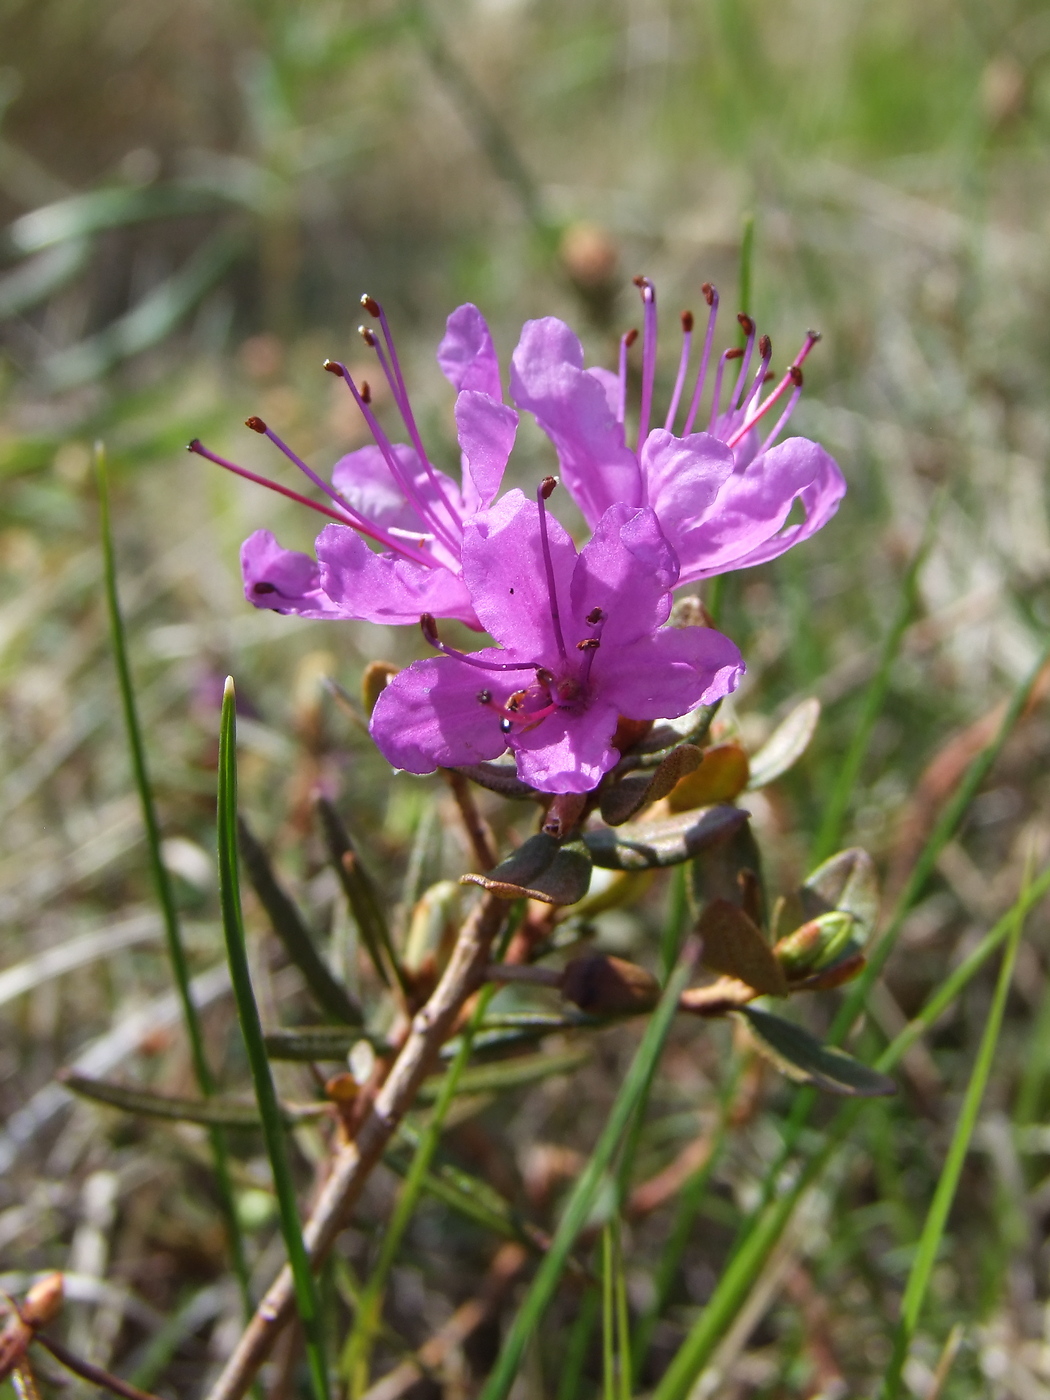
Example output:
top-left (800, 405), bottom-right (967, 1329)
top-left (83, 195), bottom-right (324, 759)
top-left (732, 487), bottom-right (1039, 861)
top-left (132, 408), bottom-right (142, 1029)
top-left (369, 482), bottom-right (744, 793)
top-left (510, 278), bottom-right (846, 586)
top-left (189, 300), bottom-right (519, 628)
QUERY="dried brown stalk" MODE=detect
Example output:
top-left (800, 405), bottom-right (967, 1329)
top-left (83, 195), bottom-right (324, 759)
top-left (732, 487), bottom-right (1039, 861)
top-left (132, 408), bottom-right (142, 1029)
top-left (205, 891), bottom-right (508, 1400)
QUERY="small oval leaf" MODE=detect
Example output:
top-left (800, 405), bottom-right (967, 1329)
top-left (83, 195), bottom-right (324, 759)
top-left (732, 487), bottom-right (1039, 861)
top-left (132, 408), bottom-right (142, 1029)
top-left (585, 805), bottom-right (749, 870)
top-left (801, 847), bottom-right (879, 938)
top-left (696, 899), bottom-right (788, 997)
top-left (746, 697), bottom-right (821, 789)
top-left (667, 742), bottom-right (750, 811)
top-left (738, 1006), bottom-right (896, 1096)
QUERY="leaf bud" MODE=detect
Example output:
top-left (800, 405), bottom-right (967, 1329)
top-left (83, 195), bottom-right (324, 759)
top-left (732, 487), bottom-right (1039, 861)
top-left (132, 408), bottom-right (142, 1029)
top-left (21, 1272), bottom-right (64, 1329)
top-left (774, 910), bottom-right (857, 978)
top-left (561, 955), bottom-right (660, 1015)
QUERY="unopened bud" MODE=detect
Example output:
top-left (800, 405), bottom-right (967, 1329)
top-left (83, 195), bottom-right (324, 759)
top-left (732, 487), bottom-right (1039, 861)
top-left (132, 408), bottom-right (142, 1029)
top-left (774, 910), bottom-right (856, 978)
top-left (21, 1273), bottom-right (64, 1329)
top-left (561, 955), bottom-right (659, 1015)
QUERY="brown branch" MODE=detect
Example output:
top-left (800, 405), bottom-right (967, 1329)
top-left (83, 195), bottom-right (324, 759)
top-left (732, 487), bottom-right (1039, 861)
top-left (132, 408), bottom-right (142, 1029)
top-left (204, 891), bottom-right (508, 1400)
top-left (443, 768), bottom-right (498, 871)
top-left (33, 1334), bottom-right (161, 1400)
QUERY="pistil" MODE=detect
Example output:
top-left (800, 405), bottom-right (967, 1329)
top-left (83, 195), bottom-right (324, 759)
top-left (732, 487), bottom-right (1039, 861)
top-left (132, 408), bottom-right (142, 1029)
top-left (633, 276), bottom-right (658, 449)
top-left (536, 477), bottom-right (569, 664)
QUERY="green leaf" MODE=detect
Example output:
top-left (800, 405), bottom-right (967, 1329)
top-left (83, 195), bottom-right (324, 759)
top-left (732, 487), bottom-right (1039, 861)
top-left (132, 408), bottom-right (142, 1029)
top-left (462, 833), bottom-right (592, 904)
top-left (801, 846), bottom-right (879, 938)
top-left (58, 1070), bottom-right (325, 1129)
top-left (453, 760), bottom-right (537, 800)
top-left (418, 1047), bottom-right (591, 1100)
top-left (315, 796), bottom-right (404, 994)
top-left (0, 238), bottom-right (92, 319)
top-left (217, 679), bottom-right (329, 1400)
top-left (585, 805), bottom-right (748, 871)
top-left (6, 183), bottom-right (227, 254)
top-left (737, 1006), bottom-right (895, 1097)
top-left (599, 745), bottom-right (703, 826)
top-left (746, 697), bottom-right (821, 789)
top-left (239, 817), bottom-right (362, 1026)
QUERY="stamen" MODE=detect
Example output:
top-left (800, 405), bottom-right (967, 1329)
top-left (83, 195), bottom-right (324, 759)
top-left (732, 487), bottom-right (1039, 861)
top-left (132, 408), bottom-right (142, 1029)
top-left (707, 348), bottom-right (743, 432)
top-left (664, 310), bottom-right (693, 432)
top-left (187, 440), bottom-right (350, 526)
top-left (724, 330), bottom-right (821, 451)
top-left (360, 295), bottom-right (464, 541)
top-left (730, 313), bottom-right (756, 411)
top-left (420, 614), bottom-right (536, 671)
top-left (578, 605), bottom-right (605, 687)
top-left (325, 358), bottom-right (461, 556)
top-left (633, 276), bottom-right (657, 449)
top-left (729, 332), bottom-right (773, 432)
top-left (682, 283), bottom-right (720, 435)
top-left (537, 478), bottom-right (569, 664)
top-left (617, 328), bottom-right (637, 426)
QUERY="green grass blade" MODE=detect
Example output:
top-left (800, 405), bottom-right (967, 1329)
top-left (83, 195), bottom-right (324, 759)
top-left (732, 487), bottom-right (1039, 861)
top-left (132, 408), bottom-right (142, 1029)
top-left (602, 1225), bottom-right (615, 1400)
top-left (217, 677), bottom-right (329, 1400)
top-left (557, 1289), bottom-right (599, 1400)
top-left (97, 445), bottom-right (251, 1316)
top-left (613, 1218), bottom-right (631, 1400)
top-left (879, 862), bottom-right (1032, 1400)
top-left (737, 211), bottom-right (755, 329)
top-left (478, 943), bottom-right (699, 1400)
top-left (812, 506), bottom-right (938, 864)
top-left (341, 981), bottom-right (499, 1396)
top-left (651, 862), bottom-right (1050, 1400)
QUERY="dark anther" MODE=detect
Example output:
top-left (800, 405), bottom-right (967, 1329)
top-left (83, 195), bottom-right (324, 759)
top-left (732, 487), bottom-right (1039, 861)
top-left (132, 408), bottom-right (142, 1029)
top-left (539, 476), bottom-right (557, 500)
top-left (763, 371), bottom-right (775, 383)
top-left (632, 274), bottom-right (646, 287)
top-left (360, 381), bottom-right (372, 404)
top-left (420, 613), bottom-right (439, 645)
top-left (245, 416), bottom-right (267, 433)
top-left (725, 348), bottom-right (744, 362)
top-left (477, 689), bottom-right (492, 705)
top-left (586, 606), bottom-right (604, 625)
top-left (359, 326), bottom-right (378, 347)
top-left (576, 637), bottom-right (600, 651)
top-left (323, 359), bottom-right (343, 375)
top-left (535, 667), bottom-right (555, 684)
top-left (361, 294), bottom-right (381, 317)
top-left (681, 310), bottom-right (694, 333)
top-left (807, 329), bottom-right (822, 342)
top-left (624, 327), bottom-right (638, 348)
top-left (759, 335), bottom-right (772, 359)
top-left (187, 438), bottom-right (202, 452)
top-left (507, 691), bottom-right (525, 712)
top-left (253, 582), bottom-right (277, 594)
top-left (499, 717), bottom-right (513, 735)
top-left (789, 365), bottom-right (804, 387)
top-left (737, 313), bottom-right (755, 336)
top-left (702, 282), bottom-right (715, 306)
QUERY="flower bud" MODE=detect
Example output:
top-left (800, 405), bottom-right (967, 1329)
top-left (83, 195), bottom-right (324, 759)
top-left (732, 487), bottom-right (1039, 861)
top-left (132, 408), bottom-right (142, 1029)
top-left (21, 1273), bottom-right (63, 1329)
top-left (774, 910), bottom-right (857, 978)
top-left (561, 955), bottom-right (660, 1015)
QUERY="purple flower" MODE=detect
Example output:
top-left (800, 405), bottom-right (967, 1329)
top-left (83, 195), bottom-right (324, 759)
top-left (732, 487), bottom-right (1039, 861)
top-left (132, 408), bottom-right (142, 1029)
top-left (369, 483), bottom-right (744, 793)
top-left (509, 278), bottom-right (846, 587)
top-left (189, 301), bottom-right (519, 628)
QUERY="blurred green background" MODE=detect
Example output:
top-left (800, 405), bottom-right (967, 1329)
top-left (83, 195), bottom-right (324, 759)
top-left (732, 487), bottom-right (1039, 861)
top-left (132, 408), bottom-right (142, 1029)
top-left (3, 2), bottom-right (1050, 1396)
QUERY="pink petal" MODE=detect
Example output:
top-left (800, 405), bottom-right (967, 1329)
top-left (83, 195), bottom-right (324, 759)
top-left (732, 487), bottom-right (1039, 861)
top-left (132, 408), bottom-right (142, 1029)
top-left (369, 652), bottom-right (511, 773)
top-left (316, 525), bottom-right (478, 627)
top-left (674, 438), bottom-right (847, 583)
top-left (511, 701), bottom-right (621, 793)
top-left (462, 489), bottom-right (577, 659)
top-left (437, 304), bottom-right (502, 400)
top-left (454, 389), bottom-right (518, 507)
top-left (596, 626), bottom-right (744, 720)
top-left (510, 317), bottom-right (641, 527)
top-left (569, 504), bottom-right (678, 647)
top-left (240, 530), bottom-right (345, 618)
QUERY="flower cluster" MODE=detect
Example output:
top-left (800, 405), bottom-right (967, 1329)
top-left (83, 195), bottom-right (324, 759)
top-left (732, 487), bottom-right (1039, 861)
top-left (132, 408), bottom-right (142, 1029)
top-left (191, 281), bottom-right (845, 794)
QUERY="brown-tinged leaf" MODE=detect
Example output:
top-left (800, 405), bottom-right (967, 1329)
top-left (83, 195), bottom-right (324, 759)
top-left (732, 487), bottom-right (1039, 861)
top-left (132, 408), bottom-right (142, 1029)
top-left (801, 847), bottom-right (879, 936)
top-left (599, 744), bottom-right (703, 826)
top-left (585, 804), bottom-right (748, 870)
top-left (58, 1070), bottom-right (326, 1126)
top-left (696, 898), bottom-right (788, 997)
top-left (561, 955), bottom-right (660, 1015)
top-left (689, 815), bottom-right (765, 924)
top-left (461, 834), bottom-right (592, 905)
top-left (738, 1006), bottom-right (896, 1097)
top-left (667, 742), bottom-right (750, 811)
top-left (361, 660), bottom-right (399, 715)
top-left (746, 697), bottom-right (821, 789)
top-left (678, 976), bottom-right (758, 1016)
